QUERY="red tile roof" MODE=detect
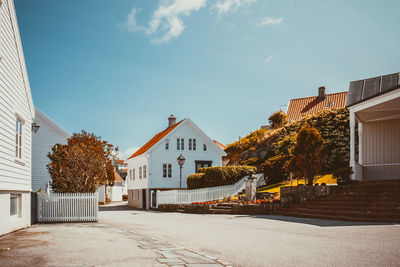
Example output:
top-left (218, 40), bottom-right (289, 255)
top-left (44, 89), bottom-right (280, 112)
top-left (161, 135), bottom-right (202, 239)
top-left (114, 171), bottom-right (125, 183)
top-left (213, 140), bottom-right (226, 150)
top-left (115, 159), bottom-right (127, 166)
top-left (286, 91), bottom-right (348, 122)
top-left (127, 120), bottom-right (184, 160)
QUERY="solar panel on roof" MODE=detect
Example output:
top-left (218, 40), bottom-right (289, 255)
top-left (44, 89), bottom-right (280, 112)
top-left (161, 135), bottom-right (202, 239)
top-left (346, 72), bottom-right (400, 107)
top-left (346, 80), bottom-right (364, 106)
top-left (381, 73), bottom-right (398, 92)
top-left (363, 77), bottom-right (381, 99)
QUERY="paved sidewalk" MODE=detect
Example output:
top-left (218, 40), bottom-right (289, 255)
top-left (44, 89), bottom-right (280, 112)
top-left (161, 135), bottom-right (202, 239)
top-left (0, 222), bottom-right (230, 267)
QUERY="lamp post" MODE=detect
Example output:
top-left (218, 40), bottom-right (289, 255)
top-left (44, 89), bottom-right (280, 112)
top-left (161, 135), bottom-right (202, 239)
top-left (177, 154), bottom-right (185, 188)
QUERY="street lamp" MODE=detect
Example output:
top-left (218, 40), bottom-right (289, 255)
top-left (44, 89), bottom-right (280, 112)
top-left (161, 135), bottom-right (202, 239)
top-left (177, 154), bottom-right (185, 188)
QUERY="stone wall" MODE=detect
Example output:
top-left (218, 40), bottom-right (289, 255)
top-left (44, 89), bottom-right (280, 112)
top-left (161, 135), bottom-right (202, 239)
top-left (280, 185), bottom-right (341, 204)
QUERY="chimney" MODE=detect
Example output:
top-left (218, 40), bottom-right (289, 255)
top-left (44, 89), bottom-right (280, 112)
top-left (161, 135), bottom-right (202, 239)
top-left (168, 114), bottom-right (176, 128)
top-left (318, 86), bottom-right (326, 100)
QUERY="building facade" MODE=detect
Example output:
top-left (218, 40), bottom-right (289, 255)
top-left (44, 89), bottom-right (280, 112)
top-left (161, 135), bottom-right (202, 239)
top-left (347, 72), bottom-right (400, 181)
top-left (126, 115), bottom-right (226, 209)
top-left (0, 0), bottom-right (35, 235)
top-left (32, 107), bottom-right (70, 192)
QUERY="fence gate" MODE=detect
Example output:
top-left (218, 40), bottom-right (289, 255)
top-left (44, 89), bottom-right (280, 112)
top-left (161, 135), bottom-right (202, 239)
top-left (37, 193), bottom-right (98, 222)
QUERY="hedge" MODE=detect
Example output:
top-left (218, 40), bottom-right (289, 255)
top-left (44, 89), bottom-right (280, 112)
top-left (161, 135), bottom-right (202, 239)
top-left (187, 166), bottom-right (256, 189)
top-left (187, 173), bottom-right (205, 189)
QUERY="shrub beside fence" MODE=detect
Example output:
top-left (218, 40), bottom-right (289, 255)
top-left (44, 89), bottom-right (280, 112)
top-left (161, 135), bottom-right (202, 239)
top-left (37, 192), bottom-right (98, 222)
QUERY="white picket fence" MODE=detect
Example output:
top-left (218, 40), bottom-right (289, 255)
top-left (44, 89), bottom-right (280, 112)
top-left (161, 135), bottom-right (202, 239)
top-left (154, 174), bottom-right (263, 207)
top-left (37, 193), bottom-right (98, 222)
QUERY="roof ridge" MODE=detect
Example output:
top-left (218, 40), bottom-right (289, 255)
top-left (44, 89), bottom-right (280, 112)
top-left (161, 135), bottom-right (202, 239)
top-left (289, 91), bottom-right (347, 101)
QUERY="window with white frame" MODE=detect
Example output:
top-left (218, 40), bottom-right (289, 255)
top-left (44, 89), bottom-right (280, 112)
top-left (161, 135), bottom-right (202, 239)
top-left (177, 138), bottom-right (184, 150)
top-left (189, 138), bottom-right (196, 151)
top-left (163, 164), bottom-right (172, 178)
top-left (165, 142), bottom-right (169, 150)
top-left (143, 165), bottom-right (147, 178)
top-left (129, 170), bottom-right (132, 180)
top-left (132, 168), bottom-right (135, 180)
top-left (10, 194), bottom-right (19, 216)
top-left (139, 167), bottom-right (142, 179)
top-left (203, 144), bottom-right (207, 151)
top-left (15, 119), bottom-right (23, 159)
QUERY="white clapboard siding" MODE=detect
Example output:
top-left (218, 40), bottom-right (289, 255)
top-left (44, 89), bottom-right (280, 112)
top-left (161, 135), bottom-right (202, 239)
top-left (155, 174), bottom-right (263, 206)
top-left (37, 193), bottom-right (98, 222)
top-left (0, 0), bottom-right (35, 192)
top-left (32, 107), bottom-right (70, 191)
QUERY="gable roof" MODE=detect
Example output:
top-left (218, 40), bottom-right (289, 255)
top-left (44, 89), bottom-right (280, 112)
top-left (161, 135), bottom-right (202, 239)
top-left (346, 72), bottom-right (400, 108)
top-left (114, 171), bottom-right (125, 183)
top-left (213, 140), bottom-right (226, 150)
top-left (35, 107), bottom-right (70, 138)
top-left (127, 120), bottom-right (184, 160)
top-left (286, 91), bottom-right (347, 122)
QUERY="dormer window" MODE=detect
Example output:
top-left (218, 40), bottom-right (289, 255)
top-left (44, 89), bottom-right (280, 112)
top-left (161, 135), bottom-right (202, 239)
top-left (203, 144), bottom-right (207, 151)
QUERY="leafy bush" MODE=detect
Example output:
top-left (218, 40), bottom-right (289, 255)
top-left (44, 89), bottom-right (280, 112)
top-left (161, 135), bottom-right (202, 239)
top-left (187, 173), bottom-right (205, 189)
top-left (187, 166), bottom-right (256, 189)
top-left (225, 128), bottom-right (266, 163)
top-left (262, 155), bottom-right (287, 185)
top-left (269, 111), bottom-right (287, 129)
top-left (240, 157), bottom-right (259, 166)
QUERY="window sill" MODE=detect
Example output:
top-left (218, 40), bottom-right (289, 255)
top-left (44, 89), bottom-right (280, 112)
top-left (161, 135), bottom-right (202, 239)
top-left (14, 159), bottom-right (25, 166)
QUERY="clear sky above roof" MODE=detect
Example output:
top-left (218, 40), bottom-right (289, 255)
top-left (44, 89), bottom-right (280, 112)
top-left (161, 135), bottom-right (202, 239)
top-left (15, 0), bottom-right (400, 158)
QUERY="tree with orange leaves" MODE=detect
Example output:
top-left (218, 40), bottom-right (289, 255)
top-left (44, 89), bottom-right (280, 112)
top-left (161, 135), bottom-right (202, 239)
top-left (288, 124), bottom-right (326, 186)
top-left (47, 130), bottom-right (118, 193)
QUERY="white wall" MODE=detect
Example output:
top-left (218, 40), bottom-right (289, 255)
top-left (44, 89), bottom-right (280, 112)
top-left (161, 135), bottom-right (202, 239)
top-left (126, 154), bottom-right (149, 189)
top-left (32, 108), bottom-right (69, 192)
top-left (111, 183), bottom-right (124, 201)
top-left (0, 192), bottom-right (30, 235)
top-left (0, 0), bottom-right (35, 235)
top-left (149, 124), bottom-right (223, 189)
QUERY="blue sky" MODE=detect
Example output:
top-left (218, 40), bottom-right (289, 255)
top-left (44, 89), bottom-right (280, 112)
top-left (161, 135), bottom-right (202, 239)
top-left (15, 0), bottom-right (400, 159)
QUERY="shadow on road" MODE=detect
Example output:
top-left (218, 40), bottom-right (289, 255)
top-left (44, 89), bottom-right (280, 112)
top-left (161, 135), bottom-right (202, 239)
top-left (234, 214), bottom-right (396, 227)
top-left (99, 204), bottom-right (137, 211)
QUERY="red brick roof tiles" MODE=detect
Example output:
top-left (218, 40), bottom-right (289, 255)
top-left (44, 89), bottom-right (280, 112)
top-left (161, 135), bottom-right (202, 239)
top-left (286, 91), bottom-right (348, 122)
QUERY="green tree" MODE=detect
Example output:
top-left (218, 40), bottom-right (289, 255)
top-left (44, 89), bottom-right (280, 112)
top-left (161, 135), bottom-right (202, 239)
top-left (262, 155), bottom-right (287, 185)
top-left (268, 111), bottom-right (287, 129)
top-left (288, 124), bottom-right (326, 185)
top-left (47, 130), bottom-right (118, 193)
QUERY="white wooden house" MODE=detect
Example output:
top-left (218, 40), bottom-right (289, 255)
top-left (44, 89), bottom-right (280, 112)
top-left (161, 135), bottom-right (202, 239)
top-left (97, 171), bottom-right (126, 202)
top-left (0, 0), bottom-right (35, 235)
top-left (126, 115), bottom-right (226, 209)
top-left (347, 72), bottom-right (400, 181)
top-left (32, 107), bottom-right (70, 192)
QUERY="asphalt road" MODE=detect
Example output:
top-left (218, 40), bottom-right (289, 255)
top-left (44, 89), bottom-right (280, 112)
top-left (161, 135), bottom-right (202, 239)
top-left (99, 203), bottom-right (400, 267)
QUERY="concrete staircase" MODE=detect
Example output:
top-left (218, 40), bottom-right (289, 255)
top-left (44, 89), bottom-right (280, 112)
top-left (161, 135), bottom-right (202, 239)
top-left (209, 203), bottom-right (234, 214)
top-left (272, 180), bottom-right (400, 223)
